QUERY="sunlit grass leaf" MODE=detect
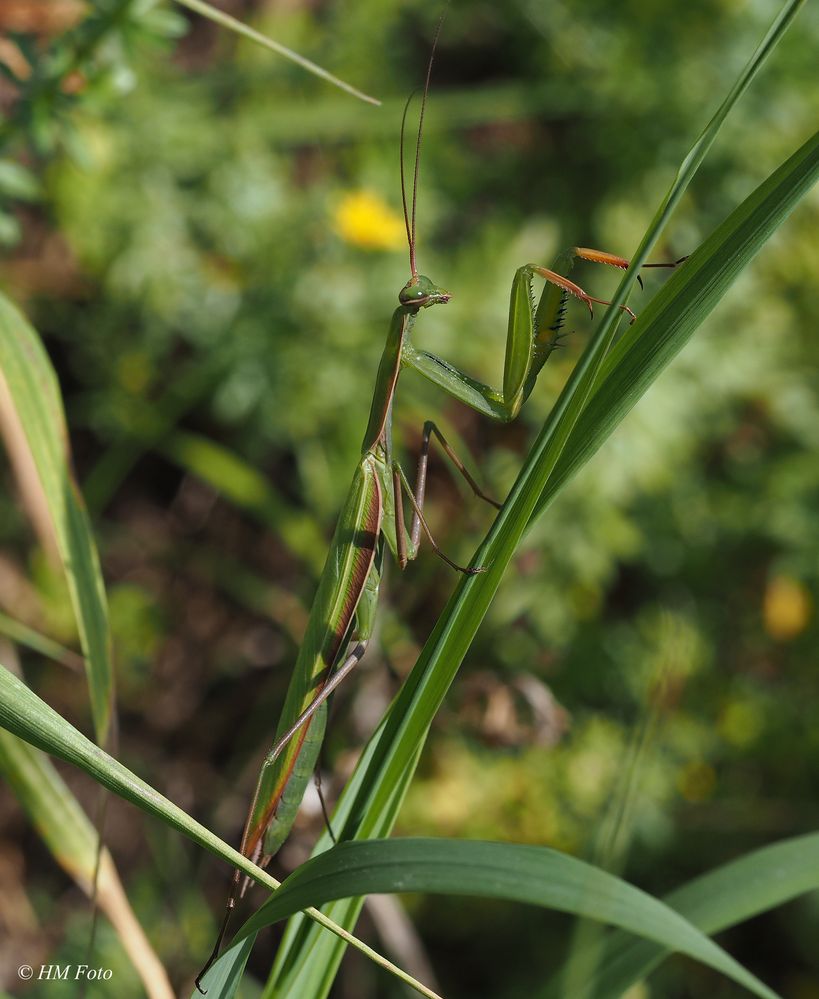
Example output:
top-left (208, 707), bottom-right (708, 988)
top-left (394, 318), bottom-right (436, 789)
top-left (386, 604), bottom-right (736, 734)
top-left (0, 610), bottom-right (83, 671)
top-left (0, 292), bottom-right (113, 746)
top-left (263, 2), bottom-right (814, 993)
top-left (534, 125), bottom-right (819, 519)
top-left (233, 839), bottom-right (780, 999)
top-left (564, 832), bottom-right (819, 998)
top-left (0, 664), bottom-right (442, 999)
top-left (170, 0), bottom-right (379, 106)
top-left (0, 729), bottom-right (174, 999)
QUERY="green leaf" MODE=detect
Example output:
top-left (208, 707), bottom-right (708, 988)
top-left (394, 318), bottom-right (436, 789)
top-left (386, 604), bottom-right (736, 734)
top-left (533, 125), bottom-right (819, 520)
top-left (236, 839), bottom-right (780, 999)
top-left (266, 120), bottom-right (819, 999)
top-left (0, 664), bottom-right (442, 999)
top-left (0, 729), bottom-right (99, 881)
top-left (170, 0), bottom-right (379, 106)
top-left (263, 2), bottom-right (816, 994)
top-left (196, 938), bottom-right (254, 999)
top-left (0, 610), bottom-right (83, 671)
top-left (558, 832), bottom-right (819, 998)
top-left (0, 292), bottom-right (114, 746)
top-left (0, 160), bottom-right (40, 201)
top-left (0, 728), bottom-right (175, 997)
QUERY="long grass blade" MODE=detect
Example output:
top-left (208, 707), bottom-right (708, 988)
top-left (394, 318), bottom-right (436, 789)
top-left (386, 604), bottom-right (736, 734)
top-left (549, 832), bottom-right (819, 998)
top-left (262, 3), bottom-right (815, 991)
top-left (0, 292), bottom-right (114, 746)
top-left (0, 730), bottom-right (174, 999)
top-left (0, 664), bottom-right (442, 999)
top-left (0, 610), bottom-right (83, 671)
top-left (533, 126), bottom-right (819, 519)
top-left (171, 0), bottom-right (380, 106)
top-left (228, 838), bottom-right (781, 999)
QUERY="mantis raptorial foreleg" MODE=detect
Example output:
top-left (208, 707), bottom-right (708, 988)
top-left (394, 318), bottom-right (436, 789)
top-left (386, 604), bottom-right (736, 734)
top-left (403, 247), bottom-right (684, 424)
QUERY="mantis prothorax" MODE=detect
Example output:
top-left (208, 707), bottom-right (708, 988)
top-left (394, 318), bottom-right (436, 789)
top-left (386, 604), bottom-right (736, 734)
top-left (195, 33), bottom-right (683, 992)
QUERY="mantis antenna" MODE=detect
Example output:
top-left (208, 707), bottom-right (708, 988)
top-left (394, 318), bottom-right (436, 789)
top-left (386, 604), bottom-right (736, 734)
top-left (400, 10), bottom-right (447, 278)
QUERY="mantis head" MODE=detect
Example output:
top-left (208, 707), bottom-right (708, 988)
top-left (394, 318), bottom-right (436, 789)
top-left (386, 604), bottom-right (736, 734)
top-left (399, 273), bottom-right (451, 310)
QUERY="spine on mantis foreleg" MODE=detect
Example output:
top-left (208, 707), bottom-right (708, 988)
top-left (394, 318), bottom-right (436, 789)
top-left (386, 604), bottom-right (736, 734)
top-left (239, 457), bottom-right (383, 866)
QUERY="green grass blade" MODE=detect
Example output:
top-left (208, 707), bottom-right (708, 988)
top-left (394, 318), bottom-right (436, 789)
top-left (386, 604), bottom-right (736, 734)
top-left (0, 729), bottom-right (174, 997)
top-left (0, 729), bottom-right (102, 882)
top-left (0, 662), bottom-right (274, 882)
top-left (532, 126), bottom-right (819, 520)
top-left (265, 130), bottom-right (819, 995)
top-left (593, 0), bottom-right (806, 312)
top-left (0, 610), bottom-right (83, 671)
top-left (555, 832), bottom-right (819, 998)
top-left (263, 5), bottom-right (815, 992)
top-left (170, 0), bottom-right (380, 106)
top-left (0, 664), bottom-right (441, 999)
top-left (195, 938), bottom-right (254, 999)
top-left (235, 839), bottom-right (780, 999)
top-left (0, 292), bottom-right (114, 746)
top-left (210, 729), bottom-right (419, 999)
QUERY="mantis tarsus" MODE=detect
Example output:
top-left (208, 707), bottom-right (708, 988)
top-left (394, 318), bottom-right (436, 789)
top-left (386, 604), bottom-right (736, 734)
top-left (196, 37), bottom-right (683, 992)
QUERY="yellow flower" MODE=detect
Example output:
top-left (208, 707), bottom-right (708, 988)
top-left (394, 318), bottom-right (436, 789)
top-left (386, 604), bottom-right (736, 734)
top-left (334, 190), bottom-right (405, 250)
top-left (763, 574), bottom-right (812, 641)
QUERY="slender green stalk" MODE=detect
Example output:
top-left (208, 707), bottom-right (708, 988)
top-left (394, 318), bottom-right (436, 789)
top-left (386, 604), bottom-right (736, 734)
top-left (0, 611), bottom-right (83, 672)
top-left (264, 2), bottom-right (814, 993)
top-left (172, 0), bottom-right (380, 106)
top-left (0, 664), bottom-right (441, 999)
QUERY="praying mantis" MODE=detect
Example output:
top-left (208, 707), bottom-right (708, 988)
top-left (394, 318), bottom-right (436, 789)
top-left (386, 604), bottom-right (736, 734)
top-left (196, 34), bottom-right (683, 991)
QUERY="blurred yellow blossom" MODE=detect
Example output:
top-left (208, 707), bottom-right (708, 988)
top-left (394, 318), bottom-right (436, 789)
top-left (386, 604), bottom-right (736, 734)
top-left (334, 190), bottom-right (405, 250)
top-left (763, 574), bottom-right (812, 640)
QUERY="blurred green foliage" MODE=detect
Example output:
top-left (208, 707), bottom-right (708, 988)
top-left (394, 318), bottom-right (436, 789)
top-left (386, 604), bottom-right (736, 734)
top-left (1, 0), bottom-right (819, 996)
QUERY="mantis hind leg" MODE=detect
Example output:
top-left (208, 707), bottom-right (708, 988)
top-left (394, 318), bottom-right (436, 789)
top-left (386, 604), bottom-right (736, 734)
top-left (262, 641), bottom-right (369, 771)
top-left (314, 764), bottom-right (337, 844)
top-left (194, 639), bottom-right (369, 993)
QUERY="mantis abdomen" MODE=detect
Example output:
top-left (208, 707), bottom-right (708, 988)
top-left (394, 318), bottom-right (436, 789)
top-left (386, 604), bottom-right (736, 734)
top-left (240, 457), bottom-right (383, 866)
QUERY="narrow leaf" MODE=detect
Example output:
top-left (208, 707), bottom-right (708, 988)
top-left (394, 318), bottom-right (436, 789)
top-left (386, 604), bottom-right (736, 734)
top-left (263, 2), bottom-right (814, 992)
top-left (533, 127), bottom-right (819, 519)
top-left (0, 664), bottom-right (441, 999)
top-left (0, 730), bottom-right (174, 999)
top-left (171, 0), bottom-right (380, 106)
top-left (0, 291), bottom-right (113, 745)
top-left (239, 839), bottom-right (780, 999)
top-left (562, 832), bottom-right (819, 998)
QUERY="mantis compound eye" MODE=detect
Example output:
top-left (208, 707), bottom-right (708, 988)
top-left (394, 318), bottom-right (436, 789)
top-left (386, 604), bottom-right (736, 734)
top-left (399, 274), bottom-right (451, 308)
